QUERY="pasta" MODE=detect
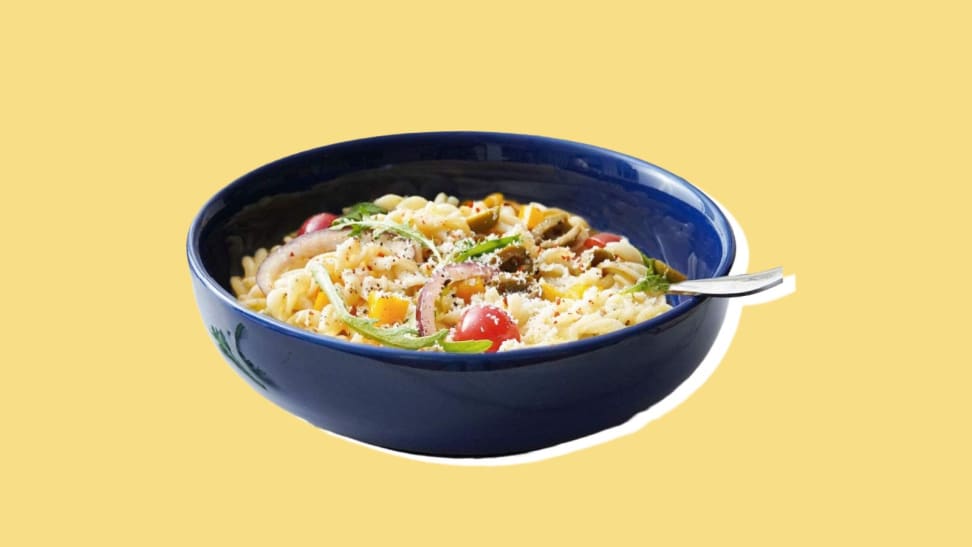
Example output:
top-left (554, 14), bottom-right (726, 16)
top-left (230, 193), bottom-right (678, 352)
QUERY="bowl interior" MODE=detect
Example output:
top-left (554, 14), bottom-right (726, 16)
top-left (192, 132), bottom-right (734, 315)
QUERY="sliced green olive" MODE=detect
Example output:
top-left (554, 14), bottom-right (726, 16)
top-left (533, 211), bottom-right (585, 249)
top-left (467, 207), bottom-right (500, 233)
top-left (483, 192), bottom-right (505, 208)
top-left (531, 211), bottom-right (569, 240)
top-left (652, 259), bottom-right (687, 283)
top-left (591, 248), bottom-right (614, 267)
top-left (496, 245), bottom-right (532, 273)
top-left (495, 272), bottom-right (530, 293)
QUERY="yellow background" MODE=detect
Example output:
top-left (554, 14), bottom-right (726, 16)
top-left (3, 1), bottom-right (968, 545)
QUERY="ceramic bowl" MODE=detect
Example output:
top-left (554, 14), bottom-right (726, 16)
top-left (187, 132), bottom-right (735, 457)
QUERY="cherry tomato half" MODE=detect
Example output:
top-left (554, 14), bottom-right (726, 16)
top-left (582, 232), bottom-right (623, 249)
top-left (297, 212), bottom-right (339, 236)
top-left (452, 304), bottom-right (520, 353)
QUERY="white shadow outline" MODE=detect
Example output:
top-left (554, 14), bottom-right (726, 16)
top-left (317, 199), bottom-right (796, 466)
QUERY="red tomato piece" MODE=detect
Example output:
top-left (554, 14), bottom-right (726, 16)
top-left (297, 212), bottom-right (339, 235)
top-left (452, 305), bottom-right (521, 353)
top-left (582, 232), bottom-right (623, 249)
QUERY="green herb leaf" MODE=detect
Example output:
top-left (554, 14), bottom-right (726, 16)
top-left (343, 315), bottom-right (450, 349)
top-left (622, 251), bottom-right (671, 297)
top-left (439, 338), bottom-right (493, 353)
top-left (331, 219), bottom-right (442, 261)
top-left (621, 273), bottom-right (670, 296)
top-left (452, 235), bottom-right (520, 262)
top-left (330, 202), bottom-right (386, 235)
top-left (311, 263), bottom-right (350, 315)
top-left (641, 252), bottom-right (654, 269)
top-left (341, 202), bottom-right (385, 222)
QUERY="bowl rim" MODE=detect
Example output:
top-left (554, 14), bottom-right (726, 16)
top-left (187, 131), bottom-right (736, 368)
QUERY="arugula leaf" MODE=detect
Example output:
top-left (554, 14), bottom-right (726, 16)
top-left (331, 219), bottom-right (442, 261)
top-left (311, 262), bottom-right (350, 315)
top-left (330, 202), bottom-right (386, 236)
top-left (309, 263), bottom-right (488, 352)
top-left (452, 235), bottom-right (520, 262)
top-left (337, 202), bottom-right (385, 222)
top-left (343, 315), bottom-right (449, 349)
top-left (621, 252), bottom-right (671, 297)
top-left (328, 202), bottom-right (445, 262)
top-left (439, 338), bottom-right (494, 353)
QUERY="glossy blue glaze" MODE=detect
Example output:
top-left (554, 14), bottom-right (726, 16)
top-left (187, 132), bottom-right (735, 457)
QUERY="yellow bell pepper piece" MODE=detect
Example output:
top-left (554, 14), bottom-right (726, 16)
top-left (367, 292), bottom-right (410, 326)
top-left (519, 203), bottom-right (545, 229)
top-left (541, 282), bottom-right (564, 301)
top-left (541, 282), bottom-right (590, 301)
top-left (566, 283), bottom-right (590, 300)
top-left (453, 277), bottom-right (485, 301)
top-left (313, 291), bottom-right (329, 311)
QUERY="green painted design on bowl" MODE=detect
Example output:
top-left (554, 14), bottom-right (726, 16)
top-left (210, 324), bottom-right (275, 389)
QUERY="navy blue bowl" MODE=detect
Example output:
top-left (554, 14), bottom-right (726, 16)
top-left (187, 132), bottom-right (735, 457)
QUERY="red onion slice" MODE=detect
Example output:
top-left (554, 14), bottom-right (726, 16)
top-left (416, 263), bottom-right (496, 336)
top-left (255, 229), bottom-right (349, 294)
